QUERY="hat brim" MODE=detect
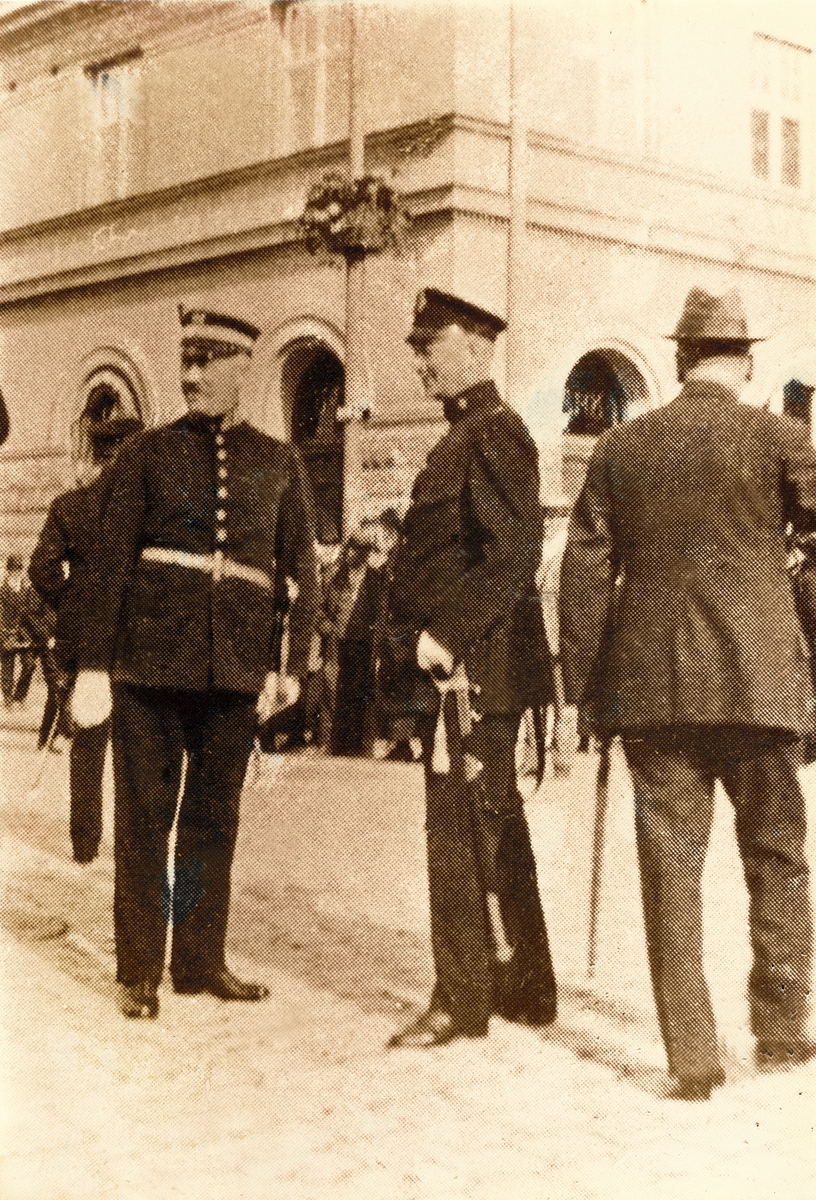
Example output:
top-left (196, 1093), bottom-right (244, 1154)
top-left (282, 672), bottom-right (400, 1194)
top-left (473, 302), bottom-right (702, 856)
top-left (666, 334), bottom-right (765, 343)
top-left (406, 330), bottom-right (436, 349)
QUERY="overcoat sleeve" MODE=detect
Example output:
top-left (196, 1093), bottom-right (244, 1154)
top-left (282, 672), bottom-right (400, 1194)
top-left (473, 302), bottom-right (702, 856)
top-left (78, 437), bottom-right (147, 673)
top-left (275, 444), bottom-right (319, 677)
top-left (29, 499), bottom-right (70, 608)
top-left (782, 417), bottom-right (816, 534)
top-left (558, 437), bottom-right (619, 708)
top-left (426, 414), bottom-right (543, 661)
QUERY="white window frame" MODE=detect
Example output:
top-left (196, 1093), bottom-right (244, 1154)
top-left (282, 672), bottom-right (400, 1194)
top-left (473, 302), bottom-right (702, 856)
top-left (84, 49), bottom-right (143, 205)
top-left (281, 0), bottom-right (349, 153)
top-left (750, 32), bottom-right (811, 192)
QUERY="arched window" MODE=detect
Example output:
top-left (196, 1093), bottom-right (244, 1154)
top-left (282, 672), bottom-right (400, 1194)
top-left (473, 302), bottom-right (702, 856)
top-left (561, 347), bottom-right (651, 500)
top-left (281, 341), bottom-right (345, 542)
top-left (563, 351), bottom-right (629, 435)
top-left (72, 363), bottom-right (145, 463)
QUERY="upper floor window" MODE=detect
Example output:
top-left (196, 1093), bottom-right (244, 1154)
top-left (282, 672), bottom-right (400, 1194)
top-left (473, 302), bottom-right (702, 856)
top-left (84, 49), bottom-right (143, 205)
top-left (282, 1), bottom-right (350, 152)
top-left (751, 33), bottom-right (810, 190)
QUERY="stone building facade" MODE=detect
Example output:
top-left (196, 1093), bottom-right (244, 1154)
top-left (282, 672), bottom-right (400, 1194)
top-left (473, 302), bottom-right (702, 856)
top-left (0, 0), bottom-right (814, 555)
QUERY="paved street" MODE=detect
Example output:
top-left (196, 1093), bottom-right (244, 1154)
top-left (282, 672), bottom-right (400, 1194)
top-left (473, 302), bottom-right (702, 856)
top-left (2, 693), bottom-right (816, 1200)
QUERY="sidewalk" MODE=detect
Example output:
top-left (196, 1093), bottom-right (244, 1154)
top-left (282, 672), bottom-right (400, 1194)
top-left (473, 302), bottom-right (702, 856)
top-left (2, 731), bottom-right (815, 1199)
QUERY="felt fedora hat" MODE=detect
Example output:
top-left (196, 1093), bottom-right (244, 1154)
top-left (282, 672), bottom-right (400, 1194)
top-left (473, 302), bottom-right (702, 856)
top-left (668, 287), bottom-right (764, 343)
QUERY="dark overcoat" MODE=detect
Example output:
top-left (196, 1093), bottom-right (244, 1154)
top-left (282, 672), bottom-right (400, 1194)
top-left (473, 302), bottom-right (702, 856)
top-left (80, 413), bottom-right (319, 694)
top-left (560, 380), bottom-right (816, 733)
top-left (386, 380), bottom-right (553, 716)
top-left (29, 472), bottom-right (113, 672)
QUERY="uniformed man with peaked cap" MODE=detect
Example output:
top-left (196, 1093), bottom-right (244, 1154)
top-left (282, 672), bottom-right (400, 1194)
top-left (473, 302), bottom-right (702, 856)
top-left (73, 305), bottom-right (319, 1019)
top-left (385, 287), bottom-right (558, 1048)
top-left (560, 286), bottom-right (816, 1098)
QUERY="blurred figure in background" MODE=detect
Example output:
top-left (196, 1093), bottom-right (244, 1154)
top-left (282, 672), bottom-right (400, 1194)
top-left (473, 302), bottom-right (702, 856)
top-left (29, 414), bottom-right (144, 861)
top-left (321, 531), bottom-right (374, 756)
top-left (1, 554), bottom-right (38, 708)
top-left (0, 386), bottom-right (9, 448)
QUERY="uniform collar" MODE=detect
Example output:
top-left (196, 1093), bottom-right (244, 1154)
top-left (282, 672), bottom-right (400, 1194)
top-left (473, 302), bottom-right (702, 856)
top-left (442, 379), bottom-right (502, 424)
top-left (180, 409), bottom-right (243, 435)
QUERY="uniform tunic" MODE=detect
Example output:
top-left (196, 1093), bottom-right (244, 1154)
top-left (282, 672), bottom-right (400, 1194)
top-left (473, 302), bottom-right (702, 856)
top-left (82, 412), bottom-right (319, 987)
top-left (386, 380), bottom-right (556, 1035)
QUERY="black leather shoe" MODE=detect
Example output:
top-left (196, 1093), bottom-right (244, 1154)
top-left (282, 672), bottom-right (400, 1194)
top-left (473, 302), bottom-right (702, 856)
top-left (667, 1068), bottom-right (725, 1102)
top-left (755, 1039), bottom-right (816, 1072)
top-left (119, 982), bottom-right (159, 1019)
top-left (388, 1008), bottom-right (484, 1049)
top-left (173, 966), bottom-right (270, 1001)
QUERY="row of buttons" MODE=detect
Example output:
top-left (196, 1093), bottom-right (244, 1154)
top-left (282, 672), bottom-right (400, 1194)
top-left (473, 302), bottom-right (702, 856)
top-left (215, 432), bottom-right (228, 544)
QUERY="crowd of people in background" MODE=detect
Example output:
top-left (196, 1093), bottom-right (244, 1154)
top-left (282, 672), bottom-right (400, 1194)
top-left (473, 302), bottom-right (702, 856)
top-left (255, 504), bottom-right (423, 763)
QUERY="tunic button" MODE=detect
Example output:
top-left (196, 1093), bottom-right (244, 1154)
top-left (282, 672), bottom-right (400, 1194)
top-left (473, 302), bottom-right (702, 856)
top-left (216, 509), bottom-right (227, 521)
top-left (216, 529), bottom-right (227, 543)
top-left (218, 487), bottom-right (228, 499)
top-left (218, 467), bottom-right (227, 480)
top-left (215, 433), bottom-right (225, 447)
top-left (217, 448), bottom-right (227, 461)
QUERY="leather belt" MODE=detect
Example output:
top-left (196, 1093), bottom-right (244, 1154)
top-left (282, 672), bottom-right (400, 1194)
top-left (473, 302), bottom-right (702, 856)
top-left (140, 546), bottom-right (273, 590)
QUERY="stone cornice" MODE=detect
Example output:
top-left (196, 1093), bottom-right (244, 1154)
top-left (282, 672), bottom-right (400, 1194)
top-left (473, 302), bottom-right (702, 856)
top-left (1, 112), bottom-right (814, 307)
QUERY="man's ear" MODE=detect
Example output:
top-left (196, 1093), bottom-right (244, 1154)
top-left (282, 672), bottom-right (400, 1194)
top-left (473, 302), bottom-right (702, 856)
top-left (465, 328), bottom-right (493, 365)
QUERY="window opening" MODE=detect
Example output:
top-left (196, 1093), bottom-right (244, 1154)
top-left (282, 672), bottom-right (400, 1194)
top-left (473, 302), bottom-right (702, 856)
top-left (84, 49), bottom-right (143, 203)
top-left (784, 378), bottom-right (815, 428)
top-left (563, 352), bottom-right (628, 436)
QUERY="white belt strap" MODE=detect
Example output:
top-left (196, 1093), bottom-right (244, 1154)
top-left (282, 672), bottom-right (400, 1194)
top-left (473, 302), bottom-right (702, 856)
top-left (140, 546), bottom-right (272, 590)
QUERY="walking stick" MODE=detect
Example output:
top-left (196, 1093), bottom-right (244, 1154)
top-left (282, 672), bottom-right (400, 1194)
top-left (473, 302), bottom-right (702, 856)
top-left (587, 737), bottom-right (612, 978)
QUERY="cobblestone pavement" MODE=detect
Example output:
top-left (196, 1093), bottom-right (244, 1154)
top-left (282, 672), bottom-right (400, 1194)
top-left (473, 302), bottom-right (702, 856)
top-left (1, 702), bottom-right (816, 1200)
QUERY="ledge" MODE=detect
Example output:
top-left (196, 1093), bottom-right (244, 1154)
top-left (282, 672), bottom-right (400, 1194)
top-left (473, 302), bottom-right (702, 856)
top-left (1, 111), bottom-right (814, 306)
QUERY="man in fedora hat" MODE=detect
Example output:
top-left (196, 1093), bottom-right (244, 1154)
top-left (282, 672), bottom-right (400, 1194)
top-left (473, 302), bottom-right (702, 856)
top-left (385, 287), bottom-right (558, 1048)
top-left (71, 305), bottom-right (319, 1019)
top-left (560, 286), bottom-right (816, 1099)
top-left (29, 412), bottom-right (144, 863)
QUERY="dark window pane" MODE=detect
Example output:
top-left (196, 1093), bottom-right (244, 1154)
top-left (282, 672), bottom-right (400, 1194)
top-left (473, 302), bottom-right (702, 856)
top-left (563, 352), bottom-right (627, 436)
top-left (782, 117), bottom-right (800, 187)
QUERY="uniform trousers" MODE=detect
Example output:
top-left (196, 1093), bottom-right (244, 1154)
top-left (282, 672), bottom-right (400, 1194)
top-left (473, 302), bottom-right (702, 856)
top-left (111, 684), bottom-right (257, 988)
top-left (622, 727), bottom-right (812, 1080)
top-left (419, 703), bottom-right (557, 1036)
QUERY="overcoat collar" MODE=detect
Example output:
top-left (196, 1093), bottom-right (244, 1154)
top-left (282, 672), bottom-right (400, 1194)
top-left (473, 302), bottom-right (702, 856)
top-left (675, 378), bottom-right (741, 408)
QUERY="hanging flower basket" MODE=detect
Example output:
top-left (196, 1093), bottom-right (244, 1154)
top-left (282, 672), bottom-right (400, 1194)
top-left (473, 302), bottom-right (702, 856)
top-left (298, 172), bottom-right (411, 259)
